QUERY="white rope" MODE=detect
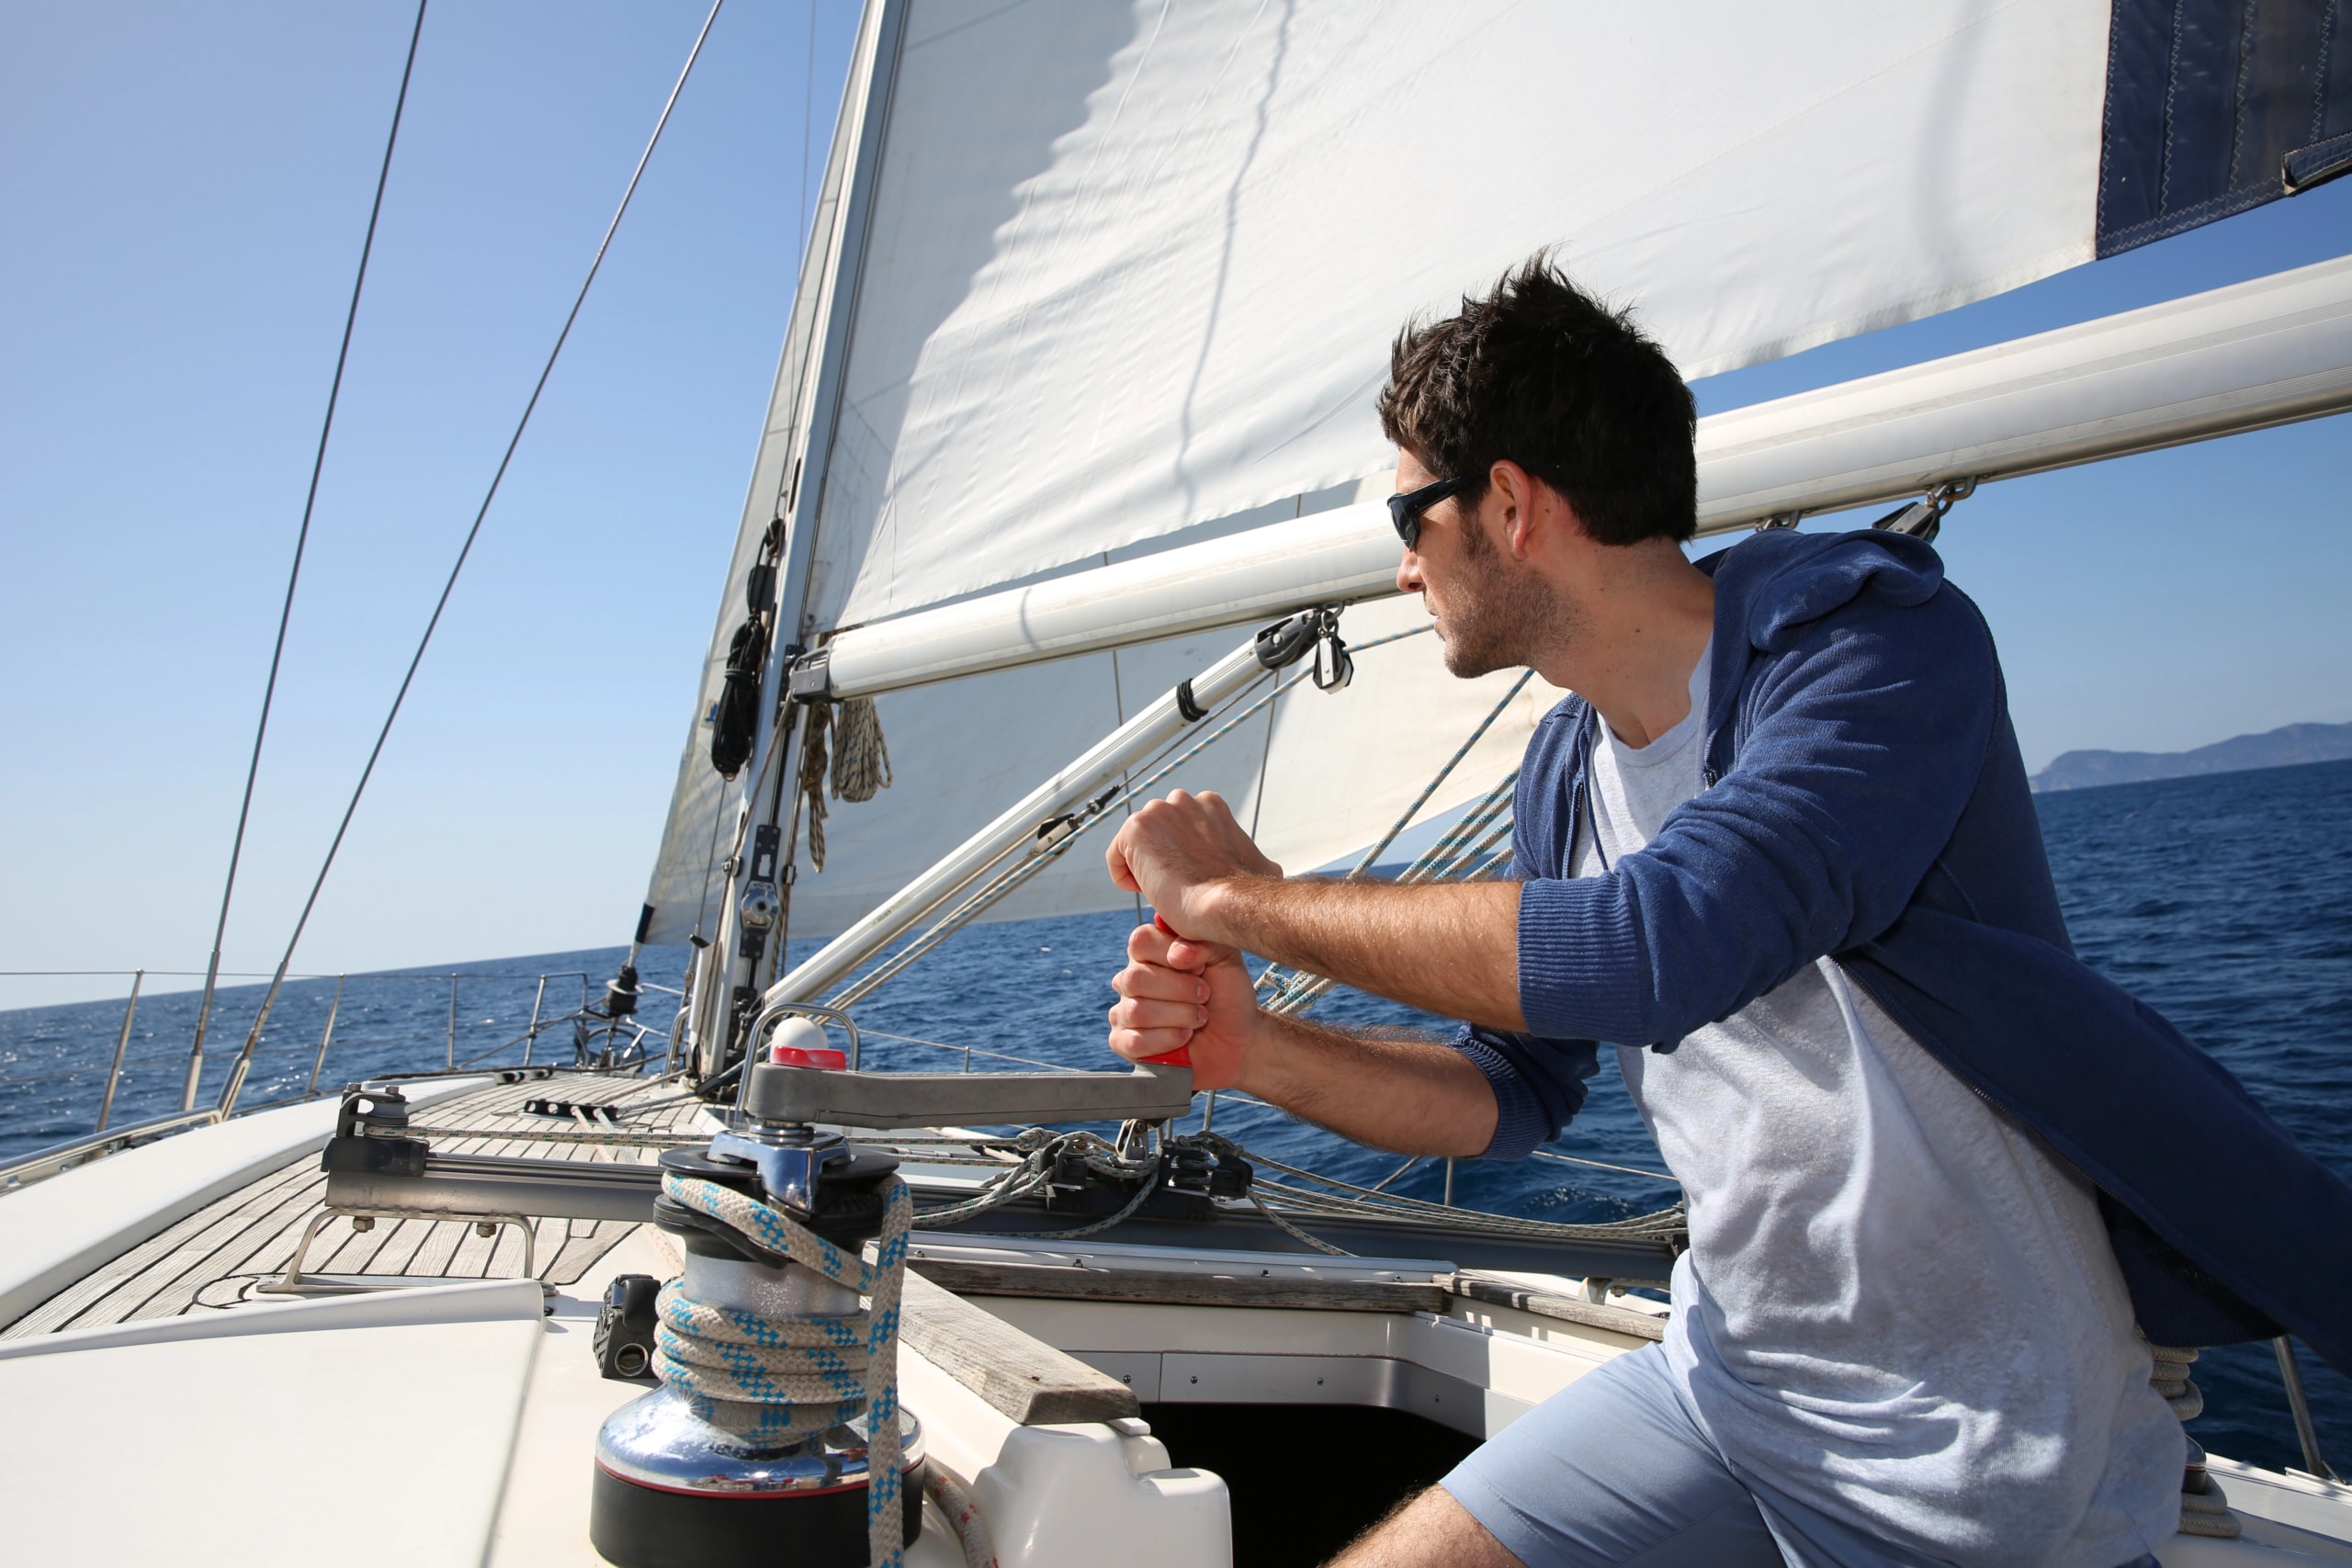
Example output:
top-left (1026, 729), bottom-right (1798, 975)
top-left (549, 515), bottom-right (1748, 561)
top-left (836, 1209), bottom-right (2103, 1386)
top-left (1248, 1190), bottom-right (1352, 1256)
top-left (922, 1462), bottom-right (1000, 1568)
top-left (912, 1158), bottom-right (1056, 1227)
top-left (658, 1170), bottom-right (913, 1568)
top-left (1189, 1132), bottom-right (1687, 1247)
top-left (1526, 1147), bottom-right (1679, 1182)
top-left (2149, 1342), bottom-right (2206, 1419)
top-left (1006, 1158), bottom-right (1163, 1240)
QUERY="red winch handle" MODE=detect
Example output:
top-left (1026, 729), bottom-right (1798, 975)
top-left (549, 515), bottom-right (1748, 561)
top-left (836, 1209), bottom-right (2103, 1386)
top-left (1139, 915), bottom-right (1193, 1067)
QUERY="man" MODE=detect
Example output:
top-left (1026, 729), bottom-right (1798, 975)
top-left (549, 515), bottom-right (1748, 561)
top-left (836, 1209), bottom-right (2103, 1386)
top-left (1102, 259), bottom-right (2349, 1568)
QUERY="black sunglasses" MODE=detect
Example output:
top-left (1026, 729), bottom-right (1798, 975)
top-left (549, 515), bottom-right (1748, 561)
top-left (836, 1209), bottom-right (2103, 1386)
top-left (1387, 474), bottom-right (1471, 549)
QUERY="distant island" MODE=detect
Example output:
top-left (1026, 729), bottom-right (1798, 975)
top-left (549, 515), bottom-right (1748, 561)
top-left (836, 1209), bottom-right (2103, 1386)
top-left (2030, 720), bottom-right (2352, 794)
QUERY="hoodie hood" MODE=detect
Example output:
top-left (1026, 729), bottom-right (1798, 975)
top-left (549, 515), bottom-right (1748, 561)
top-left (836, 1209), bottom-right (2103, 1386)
top-left (1699, 526), bottom-right (1947, 654)
top-left (1532, 526), bottom-right (1954, 777)
top-left (1692, 527), bottom-right (1948, 753)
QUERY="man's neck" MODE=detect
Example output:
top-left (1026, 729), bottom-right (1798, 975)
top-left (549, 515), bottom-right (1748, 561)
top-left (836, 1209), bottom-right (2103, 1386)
top-left (1533, 546), bottom-right (1715, 750)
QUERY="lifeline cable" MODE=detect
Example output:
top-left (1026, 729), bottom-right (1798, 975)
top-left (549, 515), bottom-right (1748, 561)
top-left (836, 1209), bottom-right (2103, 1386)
top-left (1343, 668), bottom-right (1533, 878)
top-left (819, 620), bottom-right (1443, 1011)
top-left (1260, 766), bottom-right (1521, 1014)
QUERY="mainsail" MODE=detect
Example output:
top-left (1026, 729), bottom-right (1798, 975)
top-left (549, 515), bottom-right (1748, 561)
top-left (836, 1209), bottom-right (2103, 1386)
top-left (644, 0), bottom-right (2352, 955)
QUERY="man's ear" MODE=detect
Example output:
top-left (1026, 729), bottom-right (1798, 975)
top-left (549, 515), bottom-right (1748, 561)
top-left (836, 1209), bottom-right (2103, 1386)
top-left (1491, 459), bottom-right (1540, 559)
top-left (1496, 460), bottom-right (1586, 558)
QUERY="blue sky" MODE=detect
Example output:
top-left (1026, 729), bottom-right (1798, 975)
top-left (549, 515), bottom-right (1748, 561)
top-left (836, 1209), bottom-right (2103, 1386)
top-left (4, 2), bottom-right (2348, 1008)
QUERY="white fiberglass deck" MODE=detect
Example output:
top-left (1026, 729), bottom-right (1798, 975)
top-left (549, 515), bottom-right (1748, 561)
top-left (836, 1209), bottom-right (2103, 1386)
top-left (0, 1073), bottom-right (2344, 1567)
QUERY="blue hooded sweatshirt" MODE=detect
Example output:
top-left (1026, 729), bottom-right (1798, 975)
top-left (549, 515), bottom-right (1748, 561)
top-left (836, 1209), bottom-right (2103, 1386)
top-left (1457, 526), bottom-right (2352, 1373)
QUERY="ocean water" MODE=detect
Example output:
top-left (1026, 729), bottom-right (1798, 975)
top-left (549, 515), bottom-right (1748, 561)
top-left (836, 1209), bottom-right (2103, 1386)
top-left (4, 759), bottom-right (2346, 1476)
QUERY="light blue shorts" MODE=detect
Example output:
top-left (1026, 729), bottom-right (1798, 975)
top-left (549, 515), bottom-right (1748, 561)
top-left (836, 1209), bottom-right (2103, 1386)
top-left (1441, 1343), bottom-right (2161, 1568)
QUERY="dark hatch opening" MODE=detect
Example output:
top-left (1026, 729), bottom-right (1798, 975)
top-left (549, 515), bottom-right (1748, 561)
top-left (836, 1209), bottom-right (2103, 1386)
top-left (1141, 1403), bottom-right (1482, 1568)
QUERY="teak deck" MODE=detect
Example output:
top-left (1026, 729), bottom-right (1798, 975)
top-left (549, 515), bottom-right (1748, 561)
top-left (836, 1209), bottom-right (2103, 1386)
top-left (0, 1073), bottom-right (697, 1340)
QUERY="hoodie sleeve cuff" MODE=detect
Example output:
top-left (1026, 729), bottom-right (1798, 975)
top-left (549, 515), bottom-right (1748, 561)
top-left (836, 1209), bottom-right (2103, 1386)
top-left (1451, 1027), bottom-right (1553, 1162)
top-left (1516, 876), bottom-right (1650, 1043)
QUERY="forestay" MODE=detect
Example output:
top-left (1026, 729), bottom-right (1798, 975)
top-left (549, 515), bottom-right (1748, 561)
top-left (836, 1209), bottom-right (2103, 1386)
top-left (643, 0), bottom-right (2352, 947)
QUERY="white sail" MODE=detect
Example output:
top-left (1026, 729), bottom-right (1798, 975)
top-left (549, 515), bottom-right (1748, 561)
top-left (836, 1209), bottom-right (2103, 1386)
top-left (809, 253), bottom-right (2352, 704)
top-left (638, 3), bottom-right (888, 948)
top-left (800, 0), bottom-right (2110, 629)
top-left (725, 245), bottom-right (2352, 953)
top-left (646, 0), bottom-right (2133, 948)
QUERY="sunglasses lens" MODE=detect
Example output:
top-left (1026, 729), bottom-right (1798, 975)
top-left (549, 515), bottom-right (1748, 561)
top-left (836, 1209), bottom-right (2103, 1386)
top-left (1388, 496), bottom-right (1415, 547)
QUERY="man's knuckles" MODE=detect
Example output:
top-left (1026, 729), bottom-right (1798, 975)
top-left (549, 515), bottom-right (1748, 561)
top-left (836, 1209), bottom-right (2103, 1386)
top-left (1163, 937), bottom-right (1237, 970)
top-left (1114, 959), bottom-right (1206, 998)
top-left (1125, 923), bottom-right (1183, 964)
top-left (1108, 995), bottom-right (1207, 1030)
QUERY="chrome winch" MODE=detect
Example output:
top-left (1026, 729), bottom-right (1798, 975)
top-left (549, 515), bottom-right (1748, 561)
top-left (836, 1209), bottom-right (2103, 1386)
top-left (590, 1038), bottom-right (922, 1568)
top-left (592, 1002), bottom-right (1196, 1566)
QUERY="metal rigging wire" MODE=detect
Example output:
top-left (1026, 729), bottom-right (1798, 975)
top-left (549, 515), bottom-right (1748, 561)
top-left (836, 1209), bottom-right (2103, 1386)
top-left (184, 0), bottom-right (430, 1111)
top-left (819, 622), bottom-right (1445, 1011)
top-left (208, 0), bottom-right (732, 1117)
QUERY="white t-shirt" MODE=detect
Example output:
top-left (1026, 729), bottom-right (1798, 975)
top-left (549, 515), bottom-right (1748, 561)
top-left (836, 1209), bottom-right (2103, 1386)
top-left (1570, 642), bottom-right (2181, 1568)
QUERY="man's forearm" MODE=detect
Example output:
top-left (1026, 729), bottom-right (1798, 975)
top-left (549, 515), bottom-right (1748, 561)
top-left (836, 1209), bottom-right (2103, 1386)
top-left (1199, 875), bottom-right (1526, 1032)
top-left (1238, 1012), bottom-right (1499, 1157)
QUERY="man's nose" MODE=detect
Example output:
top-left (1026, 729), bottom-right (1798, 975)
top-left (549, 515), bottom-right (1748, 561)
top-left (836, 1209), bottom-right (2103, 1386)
top-left (1395, 550), bottom-right (1422, 595)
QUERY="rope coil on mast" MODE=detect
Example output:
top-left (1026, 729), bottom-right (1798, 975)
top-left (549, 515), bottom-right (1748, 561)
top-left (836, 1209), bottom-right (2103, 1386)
top-left (797, 694), bottom-right (895, 873)
top-left (797, 702), bottom-right (834, 872)
top-left (831, 699), bottom-right (893, 801)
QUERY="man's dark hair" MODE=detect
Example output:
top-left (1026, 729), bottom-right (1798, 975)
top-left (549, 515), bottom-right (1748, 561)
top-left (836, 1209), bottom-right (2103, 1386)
top-left (1377, 254), bottom-right (1697, 547)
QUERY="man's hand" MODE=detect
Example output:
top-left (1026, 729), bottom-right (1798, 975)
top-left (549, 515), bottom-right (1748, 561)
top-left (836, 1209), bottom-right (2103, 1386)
top-left (1105, 919), bottom-right (1259, 1090)
top-left (1105, 790), bottom-right (1281, 943)
top-left (1104, 919), bottom-right (1500, 1155)
top-left (1107, 788), bottom-right (1525, 1032)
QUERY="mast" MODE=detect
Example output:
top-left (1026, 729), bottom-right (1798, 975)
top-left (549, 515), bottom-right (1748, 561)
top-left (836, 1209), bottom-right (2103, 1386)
top-left (695, 0), bottom-right (909, 1070)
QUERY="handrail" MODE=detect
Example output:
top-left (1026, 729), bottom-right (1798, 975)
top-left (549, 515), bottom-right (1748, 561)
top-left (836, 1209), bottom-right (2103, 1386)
top-left (0, 1107), bottom-right (220, 1191)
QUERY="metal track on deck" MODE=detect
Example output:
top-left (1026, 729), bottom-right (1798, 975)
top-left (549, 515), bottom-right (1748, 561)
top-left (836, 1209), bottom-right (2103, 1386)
top-left (0, 1074), bottom-right (702, 1339)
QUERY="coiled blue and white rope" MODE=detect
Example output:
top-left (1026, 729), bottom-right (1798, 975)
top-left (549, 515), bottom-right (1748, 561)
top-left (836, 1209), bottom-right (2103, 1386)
top-left (657, 1168), bottom-right (914, 1568)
